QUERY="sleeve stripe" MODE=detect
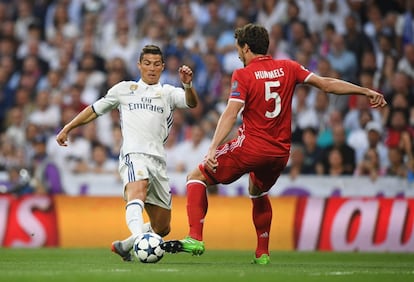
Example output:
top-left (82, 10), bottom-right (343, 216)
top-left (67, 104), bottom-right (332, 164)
top-left (303, 73), bottom-right (314, 83)
top-left (229, 98), bottom-right (245, 104)
top-left (91, 105), bottom-right (99, 115)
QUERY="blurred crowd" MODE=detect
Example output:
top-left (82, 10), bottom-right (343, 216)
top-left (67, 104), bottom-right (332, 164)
top-left (0, 0), bottom-right (414, 196)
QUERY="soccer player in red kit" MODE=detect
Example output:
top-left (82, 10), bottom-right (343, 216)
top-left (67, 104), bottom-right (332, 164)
top-left (162, 24), bottom-right (387, 264)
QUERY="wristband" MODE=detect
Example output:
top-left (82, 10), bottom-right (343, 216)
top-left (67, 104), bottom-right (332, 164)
top-left (182, 81), bottom-right (192, 89)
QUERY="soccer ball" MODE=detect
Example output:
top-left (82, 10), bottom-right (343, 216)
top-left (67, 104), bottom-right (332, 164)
top-left (133, 232), bottom-right (165, 263)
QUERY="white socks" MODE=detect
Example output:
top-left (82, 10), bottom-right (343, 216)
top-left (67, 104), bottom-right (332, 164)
top-left (125, 199), bottom-right (144, 236)
top-left (123, 199), bottom-right (153, 251)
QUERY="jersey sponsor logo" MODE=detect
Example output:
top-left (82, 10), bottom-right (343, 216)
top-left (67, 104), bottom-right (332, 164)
top-left (254, 68), bottom-right (285, 79)
top-left (128, 97), bottom-right (164, 113)
top-left (230, 92), bottom-right (240, 97)
top-left (231, 80), bottom-right (238, 90)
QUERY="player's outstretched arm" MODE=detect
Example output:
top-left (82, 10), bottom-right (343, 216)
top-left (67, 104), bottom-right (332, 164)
top-left (306, 74), bottom-right (387, 108)
top-left (56, 106), bottom-right (98, 146)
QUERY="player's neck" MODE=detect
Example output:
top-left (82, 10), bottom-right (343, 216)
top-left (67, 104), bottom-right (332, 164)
top-left (246, 54), bottom-right (266, 65)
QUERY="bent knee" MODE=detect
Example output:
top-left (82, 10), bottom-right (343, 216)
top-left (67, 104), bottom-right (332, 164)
top-left (153, 225), bottom-right (170, 237)
top-left (187, 167), bottom-right (205, 182)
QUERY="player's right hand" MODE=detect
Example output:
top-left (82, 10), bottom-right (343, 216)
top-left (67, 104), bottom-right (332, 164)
top-left (56, 130), bottom-right (68, 146)
top-left (204, 147), bottom-right (218, 172)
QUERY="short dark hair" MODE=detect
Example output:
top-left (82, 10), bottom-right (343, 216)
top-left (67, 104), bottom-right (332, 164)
top-left (234, 23), bottom-right (269, 55)
top-left (139, 45), bottom-right (164, 63)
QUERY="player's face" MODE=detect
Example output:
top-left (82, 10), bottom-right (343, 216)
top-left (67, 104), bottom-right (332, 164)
top-left (236, 42), bottom-right (247, 66)
top-left (138, 54), bottom-right (164, 85)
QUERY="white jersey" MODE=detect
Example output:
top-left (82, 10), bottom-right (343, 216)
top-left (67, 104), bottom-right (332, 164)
top-left (92, 79), bottom-right (188, 159)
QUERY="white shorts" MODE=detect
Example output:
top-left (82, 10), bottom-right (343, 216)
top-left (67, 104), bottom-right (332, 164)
top-left (119, 153), bottom-right (172, 210)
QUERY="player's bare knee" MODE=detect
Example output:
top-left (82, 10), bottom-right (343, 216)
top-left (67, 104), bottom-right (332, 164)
top-left (187, 168), bottom-right (204, 182)
top-left (153, 225), bottom-right (170, 237)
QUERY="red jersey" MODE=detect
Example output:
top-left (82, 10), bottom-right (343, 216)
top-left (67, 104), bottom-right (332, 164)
top-left (230, 56), bottom-right (312, 157)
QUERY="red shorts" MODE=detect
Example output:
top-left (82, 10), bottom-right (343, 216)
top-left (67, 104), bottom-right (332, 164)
top-left (199, 137), bottom-right (289, 193)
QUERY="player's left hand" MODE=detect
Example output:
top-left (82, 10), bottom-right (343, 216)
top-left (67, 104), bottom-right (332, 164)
top-left (367, 89), bottom-right (387, 108)
top-left (179, 65), bottom-right (193, 84)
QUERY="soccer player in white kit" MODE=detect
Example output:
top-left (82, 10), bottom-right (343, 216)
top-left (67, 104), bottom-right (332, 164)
top-left (56, 45), bottom-right (199, 261)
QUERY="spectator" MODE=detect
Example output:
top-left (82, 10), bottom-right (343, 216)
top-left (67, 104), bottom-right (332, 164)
top-left (291, 84), bottom-right (313, 142)
top-left (31, 134), bottom-right (64, 194)
top-left (173, 123), bottom-right (211, 173)
top-left (344, 95), bottom-right (382, 132)
top-left (284, 144), bottom-right (306, 180)
top-left (384, 108), bottom-right (414, 162)
top-left (354, 147), bottom-right (386, 181)
top-left (326, 34), bottom-right (358, 82)
top-left (28, 89), bottom-right (61, 134)
top-left (4, 106), bottom-right (26, 148)
top-left (268, 23), bottom-right (290, 60)
top-left (45, 0), bottom-right (80, 42)
top-left (386, 147), bottom-right (407, 177)
top-left (256, 0), bottom-right (288, 32)
top-left (201, 2), bottom-right (229, 38)
top-left (301, 127), bottom-right (323, 174)
top-left (395, 1), bottom-right (414, 50)
top-left (343, 13), bottom-right (374, 72)
top-left (160, 54), bottom-right (182, 87)
top-left (363, 3), bottom-right (383, 47)
top-left (305, 0), bottom-right (329, 43)
top-left (316, 147), bottom-right (347, 176)
top-left (317, 124), bottom-right (356, 175)
top-left (346, 109), bottom-right (373, 158)
top-left (0, 166), bottom-right (34, 196)
top-left (325, 0), bottom-right (349, 35)
top-left (73, 142), bottom-right (117, 175)
top-left (397, 43), bottom-right (414, 81)
top-left (0, 137), bottom-right (25, 172)
top-left (107, 124), bottom-right (122, 160)
top-left (350, 120), bottom-right (389, 170)
top-left (286, 20), bottom-right (308, 60)
top-left (365, 121), bottom-right (389, 170)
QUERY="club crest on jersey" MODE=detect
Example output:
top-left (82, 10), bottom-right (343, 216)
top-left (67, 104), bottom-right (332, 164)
top-left (231, 80), bottom-right (238, 90)
top-left (130, 84), bottom-right (138, 91)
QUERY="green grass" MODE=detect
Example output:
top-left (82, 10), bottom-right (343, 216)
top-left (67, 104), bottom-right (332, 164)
top-left (0, 249), bottom-right (413, 282)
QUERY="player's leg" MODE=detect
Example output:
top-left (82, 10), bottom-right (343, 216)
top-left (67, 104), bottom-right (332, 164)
top-left (249, 156), bottom-right (289, 265)
top-left (162, 167), bottom-right (207, 255)
top-left (249, 178), bottom-right (272, 265)
top-left (186, 169), bottom-right (209, 241)
top-left (145, 203), bottom-right (171, 237)
top-left (111, 154), bottom-right (150, 261)
top-left (162, 143), bottom-right (245, 255)
top-left (112, 179), bottom-right (148, 261)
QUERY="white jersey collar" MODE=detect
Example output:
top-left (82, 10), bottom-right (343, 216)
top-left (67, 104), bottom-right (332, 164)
top-left (138, 79), bottom-right (161, 90)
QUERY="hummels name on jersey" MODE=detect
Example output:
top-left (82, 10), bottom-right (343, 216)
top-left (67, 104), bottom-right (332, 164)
top-left (254, 68), bottom-right (285, 79)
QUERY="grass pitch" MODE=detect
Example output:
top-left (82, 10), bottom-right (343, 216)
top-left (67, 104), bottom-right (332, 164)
top-left (0, 248), bottom-right (413, 282)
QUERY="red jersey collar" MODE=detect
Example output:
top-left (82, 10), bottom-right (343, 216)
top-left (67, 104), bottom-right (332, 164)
top-left (250, 55), bottom-right (272, 64)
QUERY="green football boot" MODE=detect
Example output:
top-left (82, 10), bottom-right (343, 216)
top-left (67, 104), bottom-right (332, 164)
top-left (161, 236), bottom-right (205, 256)
top-left (251, 254), bottom-right (270, 265)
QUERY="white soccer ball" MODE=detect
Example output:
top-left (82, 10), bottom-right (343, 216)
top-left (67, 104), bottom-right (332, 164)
top-left (133, 232), bottom-right (165, 263)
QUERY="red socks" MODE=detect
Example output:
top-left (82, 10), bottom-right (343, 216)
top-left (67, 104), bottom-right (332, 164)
top-left (252, 194), bottom-right (272, 257)
top-left (186, 180), bottom-right (208, 241)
